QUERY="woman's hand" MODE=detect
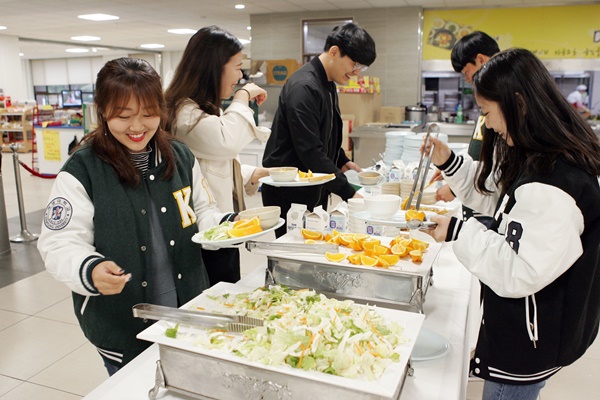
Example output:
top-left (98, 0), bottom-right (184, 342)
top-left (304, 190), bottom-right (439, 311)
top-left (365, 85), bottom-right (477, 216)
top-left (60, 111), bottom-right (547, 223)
top-left (239, 83), bottom-right (268, 106)
top-left (250, 167), bottom-right (270, 184)
top-left (341, 161), bottom-right (362, 173)
top-left (436, 184), bottom-right (456, 202)
top-left (422, 215), bottom-right (451, 243)
top-left (422, 137), bottom-right (452, 167)
top-left (91, 260), bottom-right (131, 295)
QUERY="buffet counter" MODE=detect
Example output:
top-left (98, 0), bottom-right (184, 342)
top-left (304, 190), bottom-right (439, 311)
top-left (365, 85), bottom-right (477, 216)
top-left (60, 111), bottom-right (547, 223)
top-left (83, 241), bottom-right (477, 400)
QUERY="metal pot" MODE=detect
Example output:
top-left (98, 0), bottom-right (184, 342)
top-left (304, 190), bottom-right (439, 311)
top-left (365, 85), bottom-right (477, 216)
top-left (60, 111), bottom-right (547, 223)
top-left (405, 104), bottom-right (427, 123)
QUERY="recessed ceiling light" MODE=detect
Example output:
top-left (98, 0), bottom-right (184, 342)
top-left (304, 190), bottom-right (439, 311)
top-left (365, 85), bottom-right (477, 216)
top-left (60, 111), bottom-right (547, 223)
top-left (19, 53), bottom-right (24, 57)
top-left (235, 4), bottom-right (245, 10)
top-left (71, 36), bottom-right (101, 41)
top-left (65, 48), bottom-right (90, 53)
top-left (140, 43), bottom-right (165, 49)
top-left (167, 28), bottom-right (197, 35)
top-left (0, 26), bottom-right (7, 30)
top-left (239, 39), bottom-right (251, 45)
top-left (247, 26), bottom-right (251, 30)
top-left (78, 14), bottom-right (119, 21)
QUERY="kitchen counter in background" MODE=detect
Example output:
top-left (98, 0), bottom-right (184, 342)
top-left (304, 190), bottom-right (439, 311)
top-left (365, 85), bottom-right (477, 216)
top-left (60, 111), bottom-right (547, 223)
top-left (350, 122), bottom-right (474, 167)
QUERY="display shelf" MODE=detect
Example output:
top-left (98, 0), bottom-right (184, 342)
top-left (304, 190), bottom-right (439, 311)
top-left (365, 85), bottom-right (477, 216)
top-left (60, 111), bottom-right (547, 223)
top-left (1, 108), bottom-right (34, 153)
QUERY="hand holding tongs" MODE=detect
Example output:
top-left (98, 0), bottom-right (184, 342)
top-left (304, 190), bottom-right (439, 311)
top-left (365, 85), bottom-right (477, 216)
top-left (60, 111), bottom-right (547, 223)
top-left (132, 303), bottom-right (264, 333)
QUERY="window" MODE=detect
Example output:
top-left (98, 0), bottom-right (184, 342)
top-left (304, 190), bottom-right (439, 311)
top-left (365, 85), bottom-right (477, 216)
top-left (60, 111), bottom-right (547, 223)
top-left (302, 18), bottom-right (353, 64)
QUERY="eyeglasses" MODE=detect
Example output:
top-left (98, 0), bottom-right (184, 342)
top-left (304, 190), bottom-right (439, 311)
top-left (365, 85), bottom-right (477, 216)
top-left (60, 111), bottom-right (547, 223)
top-left (352, 62), bottom-right (368, 73)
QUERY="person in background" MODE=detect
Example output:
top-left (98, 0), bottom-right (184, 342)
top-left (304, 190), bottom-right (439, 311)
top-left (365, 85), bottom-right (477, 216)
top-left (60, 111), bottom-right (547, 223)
top-left (38, 58), bottom-right (229, 376)
top-left (566, 84), bottom-right (591, 117)
top-left (434, 31), bottom-right (499, 229)
top-left (424, 48), bottom-right (600, 400)
top-left (165, 25), bottom-right (271, 284)
top-left (262, 22), bottom-right (376, 237)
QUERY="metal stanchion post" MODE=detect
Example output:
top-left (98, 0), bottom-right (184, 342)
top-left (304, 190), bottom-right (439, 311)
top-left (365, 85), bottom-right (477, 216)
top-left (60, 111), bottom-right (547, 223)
top-left (9, 143), bottom-right (38, 243)
top-left (0, 151), bottom-right (11, 254)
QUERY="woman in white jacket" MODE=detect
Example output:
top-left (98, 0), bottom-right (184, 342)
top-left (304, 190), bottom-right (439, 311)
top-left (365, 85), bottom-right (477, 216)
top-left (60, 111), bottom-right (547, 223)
top-left (165, 25), bottom-right (271, 284)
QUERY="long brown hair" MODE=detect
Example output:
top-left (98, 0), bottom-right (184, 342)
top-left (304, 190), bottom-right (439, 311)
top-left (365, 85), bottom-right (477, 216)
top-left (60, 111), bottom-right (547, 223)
top-left (472, 48), bottom-right (600, 194)
top-left (164, 25), bottom-right (243, 133)
top-left (82, 57), bottom-right (176, 186)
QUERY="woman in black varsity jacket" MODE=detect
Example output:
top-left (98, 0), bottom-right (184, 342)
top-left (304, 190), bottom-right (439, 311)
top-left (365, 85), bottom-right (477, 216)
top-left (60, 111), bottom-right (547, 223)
top-left (424, 48), bottom-right (600, 400)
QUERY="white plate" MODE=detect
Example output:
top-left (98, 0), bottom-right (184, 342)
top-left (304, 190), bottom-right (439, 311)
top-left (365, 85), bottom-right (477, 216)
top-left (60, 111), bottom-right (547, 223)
top-left (259, 173), bottom-right (335, 187)
top-left (192, 218), bottom-right (285, 248)
top-left (411, 328), bottom-right (450, 361)
top-left (353, 210), bottom-right (437, 228)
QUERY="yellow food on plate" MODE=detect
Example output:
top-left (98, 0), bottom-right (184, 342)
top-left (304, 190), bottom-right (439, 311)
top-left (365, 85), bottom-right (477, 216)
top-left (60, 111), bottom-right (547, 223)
top-left (405, 209), bottom-right (426, 222)
top-left (298, 170), bottom-right (313, 180)
top-left (227, 224), bottom-right (263, 238)
top-left (409, 249), bottom-right (423, 262)
top-left (325, 252), bottom-right (347, 262)
top-left (301, 229), bottom-right (323, 241)
top-left (307, 173), bottom-right (335, 182)
top-left (234, 216), bottom-right (261, 229)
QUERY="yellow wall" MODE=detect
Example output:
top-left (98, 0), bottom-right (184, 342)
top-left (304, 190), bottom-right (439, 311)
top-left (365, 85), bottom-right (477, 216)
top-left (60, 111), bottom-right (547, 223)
top-left (423, 5), bottom-right (600, 60)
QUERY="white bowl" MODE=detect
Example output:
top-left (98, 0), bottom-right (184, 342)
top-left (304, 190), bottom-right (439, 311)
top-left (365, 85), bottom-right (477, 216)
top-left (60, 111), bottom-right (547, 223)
top-left (358, 171), bottom-right (384, 186)
top-left (364, 194), bottom-right (401, 219)
top-left (269, 167), bottom-right (298, 182)
top-left (238, 206), bottom-right (281, 229)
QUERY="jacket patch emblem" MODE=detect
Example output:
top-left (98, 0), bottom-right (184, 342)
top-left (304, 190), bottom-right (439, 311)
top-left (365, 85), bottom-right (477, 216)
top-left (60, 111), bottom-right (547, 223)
top-left (44, 197), bottom-right (73, 230)
top-left (173, 186), bottom-right (197, 228)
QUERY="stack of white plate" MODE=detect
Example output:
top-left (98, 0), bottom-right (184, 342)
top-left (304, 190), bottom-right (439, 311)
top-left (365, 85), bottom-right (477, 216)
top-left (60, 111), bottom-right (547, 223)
top-left (347, 198), bottom-right (367, 233)
top-left (402, 132), bottom-right (449, 164)
top-left (383, 131), bottom-right (412, 166)
top-left (400, 179), bottom-right (437, 205)
top-left (381, 182), bottom-right (401, 196)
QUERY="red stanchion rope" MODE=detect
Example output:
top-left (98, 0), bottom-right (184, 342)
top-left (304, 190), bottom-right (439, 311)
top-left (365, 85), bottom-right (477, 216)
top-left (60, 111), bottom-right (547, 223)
top-left (18, 161), bottom-right (57, 179)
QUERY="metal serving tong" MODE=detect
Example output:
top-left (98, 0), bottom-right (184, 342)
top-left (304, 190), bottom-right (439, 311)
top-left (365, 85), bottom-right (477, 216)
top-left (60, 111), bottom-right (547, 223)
top-left (404, 124), bottom-right (440, 230)
top-left (132, 303), bottom-right (264, 333)
top-left (245, 240), bottom-right (339, 254)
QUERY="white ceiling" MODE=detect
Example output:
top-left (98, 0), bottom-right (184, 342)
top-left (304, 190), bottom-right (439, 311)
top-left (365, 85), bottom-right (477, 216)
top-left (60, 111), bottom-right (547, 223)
top-left (0, 0), bottom-right (594, 60)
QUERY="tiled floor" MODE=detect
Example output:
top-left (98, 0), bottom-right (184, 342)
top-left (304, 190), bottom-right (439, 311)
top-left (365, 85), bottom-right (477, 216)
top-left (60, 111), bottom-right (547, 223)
top-left (1, 153), bottom-right (599, 399)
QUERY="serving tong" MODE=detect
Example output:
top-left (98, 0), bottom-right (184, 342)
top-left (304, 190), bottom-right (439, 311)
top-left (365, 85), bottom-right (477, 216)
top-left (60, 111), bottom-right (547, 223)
top-left (132, 303), bottom-right (264, 333)
top-left (245, 240), bottom-right (339, 254)
top-left (404, 124), bottom-right (440, 230)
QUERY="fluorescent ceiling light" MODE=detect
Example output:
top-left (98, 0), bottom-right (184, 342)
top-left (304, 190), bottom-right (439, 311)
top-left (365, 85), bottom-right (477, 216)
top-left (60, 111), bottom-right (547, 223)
top-left (235, 4), bottom-right (245, 10)
top-left (247, 26), bottom-right (251, 30)
top-left (19, 53), bottom-right (24, 56)
top-left (168, 28), bottom-right (197, 35)
top-left (0, 26), bottom-right (7, 30)
top-left (140, 43), bottom-right (165, 49)
top-left (239, 39), bottom-right (251, 45)
top-left (71, 35), bottom-right (101, 41)
top-left (78, 14), bottom-right (119, 21)
top-left (65, 48), bottom-right (90, 53)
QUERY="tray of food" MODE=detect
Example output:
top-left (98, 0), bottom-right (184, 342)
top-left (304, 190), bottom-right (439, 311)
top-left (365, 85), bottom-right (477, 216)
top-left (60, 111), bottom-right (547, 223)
top-left (261, 232), bottom-right (442, 313)
top-left (137, 282), bottom-right (425, 400)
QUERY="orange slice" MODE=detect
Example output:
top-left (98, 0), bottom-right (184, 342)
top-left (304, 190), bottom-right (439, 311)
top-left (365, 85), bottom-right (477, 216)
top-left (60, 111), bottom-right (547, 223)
top-left (305, 239), bottom-right (317, 244)
top-left (353, 233), bottom-right (370, 242)
top-left (373, 244), bottom-right (390, 256)
top-left (323, 233), bottom-right (333, 242)
top-left (349, 241), bottom-right (364, 251)
top-left (227, 224), bottom-right (263, 238)
top-left (391, 244), bottom-right (408, 257)
top-left (360, 254), bottom-right (378, 267)
top-left (347, 253), bottom-right (363, 265)
top-left (339, 234), bottom-right (356, 246)
top-left (301, 229), bottom-right (323, 241)
top-left (362, 239), bottom-right (381, 252)
top-left (409, 249), bottom-right (423, 262)
top-left (375, 256), bottom-right (390, 268)
top-left (410, 238), bottom-right (430, 251)
top-left (378, 254), bottom-right (400, 265)
top-left (234, 216), bottom-right (261, 229)
top-left (325, 252), bottom-right (346, 262)
top-left (406, 210), bottom-right (426, 222)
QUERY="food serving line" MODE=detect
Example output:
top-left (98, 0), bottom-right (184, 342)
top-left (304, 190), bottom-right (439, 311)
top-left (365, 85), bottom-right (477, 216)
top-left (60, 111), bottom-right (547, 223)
top-left (83, 238), bottom-right (479, 400)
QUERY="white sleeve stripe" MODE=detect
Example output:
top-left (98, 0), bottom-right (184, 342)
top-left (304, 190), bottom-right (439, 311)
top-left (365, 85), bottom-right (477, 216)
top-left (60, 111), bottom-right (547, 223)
top-left (445, 155), bottom-right (464, 176)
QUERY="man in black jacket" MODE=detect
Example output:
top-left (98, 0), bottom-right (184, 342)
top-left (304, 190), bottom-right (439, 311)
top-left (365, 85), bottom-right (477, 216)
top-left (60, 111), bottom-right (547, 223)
top-left (262, 23), bottom-right (376, 237)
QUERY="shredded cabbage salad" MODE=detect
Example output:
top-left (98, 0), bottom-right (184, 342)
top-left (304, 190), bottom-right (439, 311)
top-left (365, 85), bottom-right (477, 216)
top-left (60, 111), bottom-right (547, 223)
top-left (175, 285), bottom-right (409, 380)
top-left (201, 221), bottom-right (234, 241)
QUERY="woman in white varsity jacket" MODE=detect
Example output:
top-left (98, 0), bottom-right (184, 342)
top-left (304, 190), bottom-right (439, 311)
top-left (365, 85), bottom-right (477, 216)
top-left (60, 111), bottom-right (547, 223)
top-left (37, 58), bottom-right (231, 375)
top-left (425, 49), bottom-right (600, 400)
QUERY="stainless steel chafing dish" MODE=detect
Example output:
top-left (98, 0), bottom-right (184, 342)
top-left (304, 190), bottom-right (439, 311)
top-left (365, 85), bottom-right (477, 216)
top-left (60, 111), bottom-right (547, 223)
top-left (254, 235), bottom-right (442, 313)
top-left (137, 282), bottom-right (425, 400)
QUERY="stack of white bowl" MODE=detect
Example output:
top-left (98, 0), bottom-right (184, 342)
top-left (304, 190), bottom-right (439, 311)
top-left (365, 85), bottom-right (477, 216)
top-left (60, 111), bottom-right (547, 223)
top-left (383, 131), bottom-right (412, 166)
top-left (401, 132), bottom-right (449, 164)
top-left (347, 198), bottom-right (367, 233)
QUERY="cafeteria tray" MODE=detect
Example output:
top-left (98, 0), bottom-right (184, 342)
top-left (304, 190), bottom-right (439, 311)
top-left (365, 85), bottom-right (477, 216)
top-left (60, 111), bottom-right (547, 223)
top-left (137, 282), bottom-right (425, 400)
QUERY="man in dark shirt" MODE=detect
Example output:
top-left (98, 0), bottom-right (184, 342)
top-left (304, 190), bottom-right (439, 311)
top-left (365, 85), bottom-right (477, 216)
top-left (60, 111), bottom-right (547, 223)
top-left (262, 23), bottom-right (376, 237)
